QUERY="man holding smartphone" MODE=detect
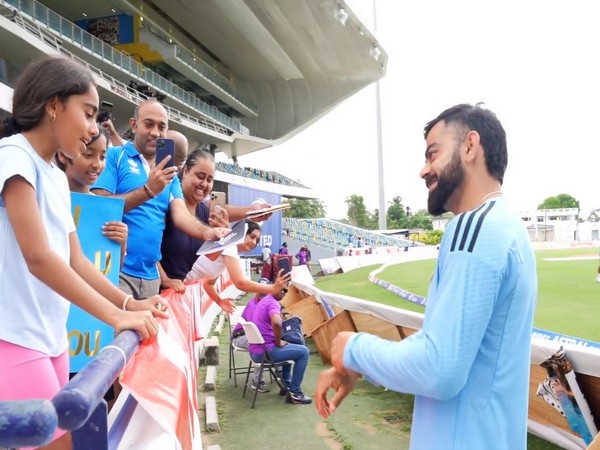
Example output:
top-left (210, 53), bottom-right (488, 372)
top-left (92, 99), bottom-right (230, 299)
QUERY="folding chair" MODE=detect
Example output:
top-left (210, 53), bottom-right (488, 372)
top-left (240, 319), bottom-right (292, 408)
top-left (228, 312), bottom-right (249, 387)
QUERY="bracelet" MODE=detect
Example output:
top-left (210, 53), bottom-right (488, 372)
top-left (143, 184), bottom-right (156, 198)
top-left (122, 294), bottom-right (133, 311)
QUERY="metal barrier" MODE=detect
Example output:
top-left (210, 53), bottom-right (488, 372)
top-left (0, 399), bottom-right (57, 448)
top-left (0, 330), bottom-right (141, 450)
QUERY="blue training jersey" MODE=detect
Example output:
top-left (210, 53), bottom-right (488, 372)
top-left (345, 197), bottom-right (537, 450)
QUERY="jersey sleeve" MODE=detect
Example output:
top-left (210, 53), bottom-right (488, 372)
top-left (345, 249), bottom-right (503, 400)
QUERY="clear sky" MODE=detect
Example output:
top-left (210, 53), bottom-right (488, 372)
top-left (220, 0), bottom-right (600, 220)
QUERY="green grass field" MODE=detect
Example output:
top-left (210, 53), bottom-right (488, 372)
top-left (315, 247), bottom-right (600, 342)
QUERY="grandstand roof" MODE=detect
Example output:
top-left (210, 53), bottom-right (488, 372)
top-left (2, 0), bottom-right (386, 159)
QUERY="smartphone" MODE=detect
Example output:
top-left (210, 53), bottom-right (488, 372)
top-left (97, 101), bottom-right (113, 123)
top-left (209, 191), bottom-right (227, 215)
top-left (156, 138), bottom-right (175, 168)
top-left (277, 257), bottom-right (291, 276)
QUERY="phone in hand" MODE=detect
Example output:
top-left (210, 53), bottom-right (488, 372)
top-left (156, 138), bottom-right (175, 168)
top-left (209, 191), bottom-right (227, 215)
top-left (97, 101), bottom-right (113, 123)
top-left (277, 257), bottom-right (291, 276)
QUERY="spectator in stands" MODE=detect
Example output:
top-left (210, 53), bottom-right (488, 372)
top-left (166, 129), bottom-right (189, 171)
top-left (157, 148), bottom-right (273, 292)
top-left (315, 103), bottom-right (537, 449)
top-left (92, 99), bottom-right (230, 299)
top-left (185, 220), bottom-right (291, 313)
top-left (0, 56), bottom-right (167, 449)
top-left (356, 237), bottom-right (363, 248)
top-left (279, 242), bottom-right (289, 254)
top-left (250, 288), bottom-right (312, 404)
top-left (101, 118), bottom-right (126, 147)
top-left (231, 293), bottom-right (268, 392)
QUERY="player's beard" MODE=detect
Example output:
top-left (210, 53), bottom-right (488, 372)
top-left (427, 148), bottom-right (465, 216)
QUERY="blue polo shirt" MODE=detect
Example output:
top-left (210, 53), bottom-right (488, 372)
top-left (92, 141), bottom-right (183, 280)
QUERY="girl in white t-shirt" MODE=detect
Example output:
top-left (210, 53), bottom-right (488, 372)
top-left (186, 220), bottom-right (290, 313)
top-left (0, 56), bottom-right (167, 449)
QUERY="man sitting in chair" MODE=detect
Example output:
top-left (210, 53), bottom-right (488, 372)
top-left (249, 288), bottom-right (312, 405)
top-left (231, 293), bottom-right (269, 392)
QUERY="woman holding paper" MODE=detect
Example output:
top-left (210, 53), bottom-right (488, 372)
top-left (184, 219), bottom-right (290, 313)
top-left (159, 149), bottom-right (273, 292)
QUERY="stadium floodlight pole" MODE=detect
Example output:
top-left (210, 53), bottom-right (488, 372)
top-left (373, 0), bottom-right (386, 230)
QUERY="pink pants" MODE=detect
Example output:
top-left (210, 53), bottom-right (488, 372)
top-left (0, 339), bottom-right (69, 445)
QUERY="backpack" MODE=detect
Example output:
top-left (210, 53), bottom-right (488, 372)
top-left (281, 315), bottom-right (305, 345)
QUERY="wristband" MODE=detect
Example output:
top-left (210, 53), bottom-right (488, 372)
top-left (143, 184), bottom-right (156, 198)
top-left (122, 294), bottom-right (133, 311)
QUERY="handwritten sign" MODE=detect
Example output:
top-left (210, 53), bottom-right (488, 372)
top-left (66, 193), bottom-right (125, 372)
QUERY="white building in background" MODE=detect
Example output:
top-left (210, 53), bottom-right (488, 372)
top-left (519, 208), bottom-right (600, 242)
top-left (431, 207), bottom-right (600, 243)
top-left (431, 213), bottom-right (454, 232)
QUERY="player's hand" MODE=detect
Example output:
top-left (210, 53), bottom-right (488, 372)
top-left (315, 367), bottom-right (360, 418)
top-left (330, 331), bottom-right (357, 373)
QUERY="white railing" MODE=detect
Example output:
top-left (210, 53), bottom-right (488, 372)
top-left (1, 0), bottom-right (249, 134)
top-left (7, 12), bottom-right (230, 135)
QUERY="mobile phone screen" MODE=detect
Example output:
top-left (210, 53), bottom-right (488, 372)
top-left (156, 138), bottom-right (175, 168)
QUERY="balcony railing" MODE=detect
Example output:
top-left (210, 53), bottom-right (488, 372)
top-left (6, 7), bottom-right (234, 135)
top-left (2, 0), bottom-right (249, 134)
top-left (141, 22), bottom-right (257, 115)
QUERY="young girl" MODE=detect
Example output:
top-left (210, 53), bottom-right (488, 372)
top-left (0, 55), bottom-right (167, 450)
top-left (56, 126), bottom-right (128, 265)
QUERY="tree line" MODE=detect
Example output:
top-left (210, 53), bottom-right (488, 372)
top-left (283, 195), bottom-right (433, 230)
